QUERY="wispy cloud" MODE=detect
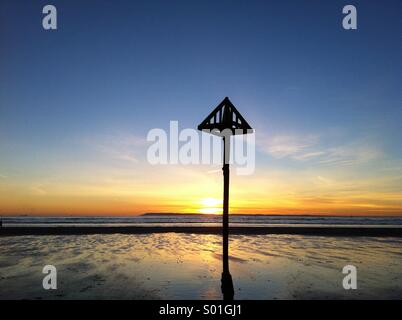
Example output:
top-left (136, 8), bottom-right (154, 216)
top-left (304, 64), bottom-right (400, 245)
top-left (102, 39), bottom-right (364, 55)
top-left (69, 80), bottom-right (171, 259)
top-left (293, 151), bottom-right (326, 161)
top-left (259, 134), bottom-right (319, 158)
top-left (317, 145), bottom-right (382, 166)
top-left (258, 131), bottom-right (383, 166)
top-left (85, 132), bottom-right (147, 163)
top-left (30, 183), bottom-right (47, 195)
top-left (0, 173), bottom-right (6, 179)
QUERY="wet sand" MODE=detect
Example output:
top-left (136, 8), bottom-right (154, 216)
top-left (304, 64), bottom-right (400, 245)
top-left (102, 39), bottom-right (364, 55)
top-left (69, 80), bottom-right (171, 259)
top-left (1, 226), bottom-right (402, 237)
top-left (1, 233), bottom-right (402, 299)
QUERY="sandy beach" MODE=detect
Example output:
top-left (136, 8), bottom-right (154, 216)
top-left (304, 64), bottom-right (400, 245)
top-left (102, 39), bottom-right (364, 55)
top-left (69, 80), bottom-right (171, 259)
top-left (1, 232), bottom-right (401, 300)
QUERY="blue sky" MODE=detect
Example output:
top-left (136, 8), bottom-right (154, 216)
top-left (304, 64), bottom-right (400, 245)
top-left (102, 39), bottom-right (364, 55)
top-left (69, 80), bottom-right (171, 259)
top-left (1, 0), bottom-right (401, 215)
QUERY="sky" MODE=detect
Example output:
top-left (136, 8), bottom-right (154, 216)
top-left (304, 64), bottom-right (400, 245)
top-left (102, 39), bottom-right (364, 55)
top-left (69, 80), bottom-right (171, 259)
top-left (0, 0), bottom-right (401, 216)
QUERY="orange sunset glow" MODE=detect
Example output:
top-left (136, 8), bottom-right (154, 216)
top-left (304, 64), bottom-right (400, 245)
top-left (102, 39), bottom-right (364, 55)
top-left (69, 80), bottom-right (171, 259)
top-left (1, 155), bottom-right (401, 216)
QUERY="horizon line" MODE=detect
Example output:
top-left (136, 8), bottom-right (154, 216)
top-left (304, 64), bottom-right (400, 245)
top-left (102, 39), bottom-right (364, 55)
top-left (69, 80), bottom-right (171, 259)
top-left (1, 212), bottom-right (402, 218)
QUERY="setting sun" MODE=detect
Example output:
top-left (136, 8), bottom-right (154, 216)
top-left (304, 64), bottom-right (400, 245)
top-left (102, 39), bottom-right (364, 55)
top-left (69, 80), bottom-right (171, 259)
top-left (198, 198), bottom-right (223, 215)
top-left (200, 198), bottom-right (222, 207)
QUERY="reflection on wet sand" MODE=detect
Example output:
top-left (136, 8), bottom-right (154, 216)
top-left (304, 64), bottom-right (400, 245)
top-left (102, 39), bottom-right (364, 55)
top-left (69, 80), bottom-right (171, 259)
top-left (0, 233), bottom-right (401, 299)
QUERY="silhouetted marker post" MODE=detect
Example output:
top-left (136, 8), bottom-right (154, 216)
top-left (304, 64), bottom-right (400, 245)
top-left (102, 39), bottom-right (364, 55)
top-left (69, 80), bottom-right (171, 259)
top-left (198, 97), bottom-right (253, 300)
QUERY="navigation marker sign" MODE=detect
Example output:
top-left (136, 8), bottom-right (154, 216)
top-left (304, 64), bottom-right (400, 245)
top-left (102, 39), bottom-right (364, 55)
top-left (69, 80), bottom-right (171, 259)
top-left (198, 97), bottom-right (253, 300)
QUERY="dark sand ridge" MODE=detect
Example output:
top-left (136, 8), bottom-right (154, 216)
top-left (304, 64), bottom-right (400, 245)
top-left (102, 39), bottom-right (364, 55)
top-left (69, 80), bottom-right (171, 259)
top-left (1, 226), bottom-right (402, 237)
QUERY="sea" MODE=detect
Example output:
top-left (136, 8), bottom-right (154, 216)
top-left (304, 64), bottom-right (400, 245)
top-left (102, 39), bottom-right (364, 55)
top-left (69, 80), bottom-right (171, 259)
top-left (1, 214), bottom-right (402, 228)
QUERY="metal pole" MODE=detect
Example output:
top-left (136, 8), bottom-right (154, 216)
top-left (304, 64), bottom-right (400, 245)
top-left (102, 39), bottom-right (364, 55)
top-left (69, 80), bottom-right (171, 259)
top-left (221, 135), bottom-right (234, 300)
